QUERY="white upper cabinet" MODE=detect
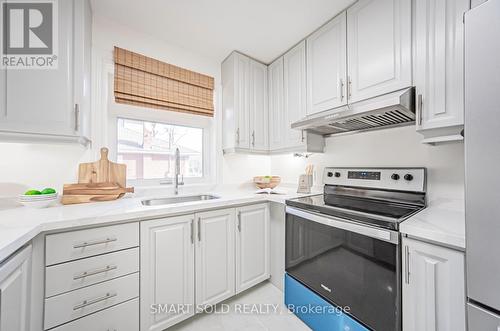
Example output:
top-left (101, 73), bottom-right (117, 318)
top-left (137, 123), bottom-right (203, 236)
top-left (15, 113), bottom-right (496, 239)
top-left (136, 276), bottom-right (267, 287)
top-left (268, 57), bottom-right (285, 151)
top-left (249, 61), bottom-right (268, 151)
top-left (284, 41), bottom-right (307, 148)
top-left (347, 0), bottom-right (412, 103)
top-left (306, 12), bottom-right (347, 115)
top-left (402, 237), bottom-right (466, 331)
top-left (235, 53), bottom-right (251, 149)
top-left (140, 215), bottom-right (195, 331)
top-left (222, 52), bottom-right (268, 153)
top-left (195, 208), bottom-right (236, 307)
top-left (0, 245), bottom-right (32, 331)
top-left (236, 204), bottom-right (270, 293)
top-left (0, 0), bottom-right (91, 144)
top-left (415, 0), bottom-right (470, 143)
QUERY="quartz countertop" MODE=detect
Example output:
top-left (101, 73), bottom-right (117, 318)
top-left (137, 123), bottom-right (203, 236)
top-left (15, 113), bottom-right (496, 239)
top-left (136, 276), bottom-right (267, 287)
top-left (0, 186), bottom-right (319, 263)
top-left (0, 185), bottom-right (465, 263)
top-left (399, 197), bottom-right (465, 250)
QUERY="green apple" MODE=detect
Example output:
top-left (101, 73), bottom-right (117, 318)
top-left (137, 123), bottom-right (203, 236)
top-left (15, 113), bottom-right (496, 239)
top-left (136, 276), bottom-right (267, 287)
top-left (41, 188), bottom-right (56, 195)
top-left (24, 189), bottom-right (42, 195)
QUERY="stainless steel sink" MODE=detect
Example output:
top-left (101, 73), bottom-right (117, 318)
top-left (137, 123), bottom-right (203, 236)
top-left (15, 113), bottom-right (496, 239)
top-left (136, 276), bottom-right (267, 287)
top-left (141, 195), bottom-right (220, 206)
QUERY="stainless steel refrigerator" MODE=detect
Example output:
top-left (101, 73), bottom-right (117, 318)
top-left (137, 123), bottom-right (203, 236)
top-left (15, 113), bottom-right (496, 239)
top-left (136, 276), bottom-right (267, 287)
top-left (465, 0), bottom-right (500, 329)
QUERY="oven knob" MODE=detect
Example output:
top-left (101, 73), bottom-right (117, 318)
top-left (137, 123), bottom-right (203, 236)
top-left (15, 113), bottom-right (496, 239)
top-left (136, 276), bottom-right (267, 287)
top-left (327, 172), bottom-right (334, 177)
top-left (334, 172), bottom-right (341, 178)
top-left (391, 173), bottom-right (400, 180)
top-left (404, 174), bottom-right (414, 181)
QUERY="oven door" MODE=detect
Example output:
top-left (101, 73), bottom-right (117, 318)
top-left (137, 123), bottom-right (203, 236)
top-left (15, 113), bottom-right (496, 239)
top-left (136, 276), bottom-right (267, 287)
top-left (285, 206), bottom-right (401, 331)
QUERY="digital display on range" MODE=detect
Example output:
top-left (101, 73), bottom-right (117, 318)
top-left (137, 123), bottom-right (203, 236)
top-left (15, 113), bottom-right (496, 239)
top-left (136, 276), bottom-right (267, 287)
top-left (348, 171), bottom-right (381, 180)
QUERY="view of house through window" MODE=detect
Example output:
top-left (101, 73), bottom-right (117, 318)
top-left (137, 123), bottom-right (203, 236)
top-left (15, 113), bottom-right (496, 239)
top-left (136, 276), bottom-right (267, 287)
top-left (117, 118), bottom-right (203, 180)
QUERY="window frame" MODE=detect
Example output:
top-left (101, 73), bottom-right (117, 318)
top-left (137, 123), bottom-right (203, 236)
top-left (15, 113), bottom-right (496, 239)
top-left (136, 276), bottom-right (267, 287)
top-left (108, 93), bottom-right (215, 187)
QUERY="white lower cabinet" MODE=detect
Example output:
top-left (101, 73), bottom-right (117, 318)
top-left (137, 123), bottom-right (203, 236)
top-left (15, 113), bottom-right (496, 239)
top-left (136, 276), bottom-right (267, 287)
top-left (140, 215), bottom-right (195, 331)
top-left (196, 208), bottom-right (236, 307)
top-left (0, 245), bottom-right (32, 331)
top-left (236, 204), bottom-right (270, 293)
top-left (402, 237), bottom-right (466, 331)
top-left (140, 203), bottom-right (270, 330)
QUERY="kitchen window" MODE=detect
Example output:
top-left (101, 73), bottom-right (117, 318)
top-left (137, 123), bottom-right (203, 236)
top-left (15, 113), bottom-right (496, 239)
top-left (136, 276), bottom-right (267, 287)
top-left (117, 118), bottom-right (203, 181)
top-left (106, 64), bottom-right (215, 187)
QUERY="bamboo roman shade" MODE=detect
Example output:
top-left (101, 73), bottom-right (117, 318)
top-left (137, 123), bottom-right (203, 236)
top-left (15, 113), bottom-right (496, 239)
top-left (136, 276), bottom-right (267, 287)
top-left (114, 47), bottom-right (215, 117)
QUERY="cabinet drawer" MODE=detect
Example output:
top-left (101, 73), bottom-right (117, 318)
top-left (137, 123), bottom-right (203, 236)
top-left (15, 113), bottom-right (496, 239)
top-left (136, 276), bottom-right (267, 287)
top-left (45, 222), bottom-right (139, 266)
top-left (45, 247), bottom-right (139, 298)
top-left (468, 303), bottom-right (500, 330)
top-left (50, 298), bottom-right (139, 331)
top-left (44, 272), bottom-right (139, 330)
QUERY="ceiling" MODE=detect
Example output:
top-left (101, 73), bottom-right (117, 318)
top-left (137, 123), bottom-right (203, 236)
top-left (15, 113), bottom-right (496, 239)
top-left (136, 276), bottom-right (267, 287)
top-left (90, 0), bottom-right (355, 64)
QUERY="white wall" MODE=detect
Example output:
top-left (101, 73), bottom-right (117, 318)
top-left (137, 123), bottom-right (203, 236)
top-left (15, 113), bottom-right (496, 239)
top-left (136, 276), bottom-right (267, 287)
top-left (0, 143), bottom-right (91, 196)
top-left (271, 126), bottom-right (464, 200)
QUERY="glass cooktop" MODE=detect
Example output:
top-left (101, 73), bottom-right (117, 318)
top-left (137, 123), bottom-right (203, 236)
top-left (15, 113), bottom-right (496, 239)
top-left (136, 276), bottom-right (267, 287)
top-left (286, 194), bottom-right (423, 230)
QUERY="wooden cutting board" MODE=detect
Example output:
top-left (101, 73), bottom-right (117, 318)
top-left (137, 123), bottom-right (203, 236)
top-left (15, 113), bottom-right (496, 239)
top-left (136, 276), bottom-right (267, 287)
top-left (78, 147), bottom-right (126, 187)
top-left (61, 147), bottom-right (133, 205)
top-left (63, 183), bottom-right (134, 196)
top-left (61, 183), bottom-right (134, 205)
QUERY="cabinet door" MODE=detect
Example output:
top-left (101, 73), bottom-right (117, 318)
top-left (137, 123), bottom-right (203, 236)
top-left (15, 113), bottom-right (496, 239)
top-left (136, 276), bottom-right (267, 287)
top-left (234, 53), bottom-right (250, 149)
top-left (236, 204), bottom-right (270, 293)
top-left (284, 41), bottom-right (307, 148)
top-left (2, 0), bottom-right (75, 136)
top-left (268, 57), bottom-right (285, 150)
top-left (73, 0), bottom-right (92, 141)
top-left (195, 209), bottom-right (235, 307)
top-left (347, 0), bottom-right (412, 103)
top-left (140, 215), bottom-right (195, 331)
top-left (249, 60), bottom-right (268, 151)
top-left (0, 245), bottom-right (32, 331)
top-left (415, 0), bottom-right (469, 131)
top-left (402, 238), bottom-right (466, 331)
top-left (306, 12), bottom-right (347, 115)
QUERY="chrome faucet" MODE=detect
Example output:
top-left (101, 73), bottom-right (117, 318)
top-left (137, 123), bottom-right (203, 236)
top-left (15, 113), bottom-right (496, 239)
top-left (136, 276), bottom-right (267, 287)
top-left (174, 148), bottom-right (184, 195)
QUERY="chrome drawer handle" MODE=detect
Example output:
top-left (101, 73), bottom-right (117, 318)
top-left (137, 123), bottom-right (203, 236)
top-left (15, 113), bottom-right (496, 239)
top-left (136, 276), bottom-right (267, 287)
top-left (73, 265), bottom-right (118, 280)
top-left (73, 292), bottom-right (117, 310)
top-left (73, 237), bottom-right (117, 249)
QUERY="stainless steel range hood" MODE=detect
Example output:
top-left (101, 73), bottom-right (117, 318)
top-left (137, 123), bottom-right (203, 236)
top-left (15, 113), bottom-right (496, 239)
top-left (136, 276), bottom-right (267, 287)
top-left (292, 87), bottom-right (416, 136)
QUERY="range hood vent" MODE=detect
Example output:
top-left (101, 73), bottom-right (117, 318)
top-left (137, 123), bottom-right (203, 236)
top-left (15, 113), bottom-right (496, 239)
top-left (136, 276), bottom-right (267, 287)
top-left (292, 87), bottom-right (416, 136)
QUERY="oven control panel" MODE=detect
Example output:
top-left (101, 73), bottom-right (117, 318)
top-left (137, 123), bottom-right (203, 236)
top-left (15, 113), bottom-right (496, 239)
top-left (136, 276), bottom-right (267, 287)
top-left (324, 168), bottom-right (426, 192)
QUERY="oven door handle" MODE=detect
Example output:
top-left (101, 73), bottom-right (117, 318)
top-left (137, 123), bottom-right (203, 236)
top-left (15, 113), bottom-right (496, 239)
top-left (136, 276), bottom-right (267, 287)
top-left (286, 206), bottom-right (399, 244)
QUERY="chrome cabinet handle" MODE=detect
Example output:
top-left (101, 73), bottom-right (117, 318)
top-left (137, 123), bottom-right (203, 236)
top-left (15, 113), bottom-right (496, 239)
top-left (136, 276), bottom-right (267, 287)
top-left (252, 130), bottom-right (255, 147)
top-left (73, 237), bottom-right (117, 249)
top-left (73, 265), bottom-right (117, 280)
top-left (236, 128), bottom-right (240, 144)
top-left (190, 219), bottom-right (194, 244)
top-left (301, 130), bottom-right (305, 143)
top-left (340, 78), bottom-right (345, 101)
top-left (237, 212), bottom-right (242, 232)
top-left (197, 217), bottom-right (201, 241)
top-left (404, 245), bottom-right (410, 284)
top-left (73, 292), bottom-right (117, 310)
top-left (347, 76), bottom-right (352, 99)
top-left (74, 104), bottom-right (80, 132)
top-left (417, 94), bottom-right (423, 126)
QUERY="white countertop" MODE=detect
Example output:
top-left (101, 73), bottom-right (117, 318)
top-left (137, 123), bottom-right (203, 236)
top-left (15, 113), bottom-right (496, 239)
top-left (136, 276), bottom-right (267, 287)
top-left (0, 185), bottom-right (466, 263)
top-left (400, 197), bottom-right (465, 250)
top-left (0, 186), bottom-right (318, 263)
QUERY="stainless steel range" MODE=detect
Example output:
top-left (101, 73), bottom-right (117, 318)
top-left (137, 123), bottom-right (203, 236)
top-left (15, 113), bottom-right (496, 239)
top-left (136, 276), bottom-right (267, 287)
top-left (284, 167), bottom-right (426, 331)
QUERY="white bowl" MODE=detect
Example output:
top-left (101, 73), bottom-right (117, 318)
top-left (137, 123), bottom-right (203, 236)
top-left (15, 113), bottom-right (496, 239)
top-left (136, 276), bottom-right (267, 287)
top-left (19, 193), bottom-right (57, 201)
top-left (18, 195), bottom-right (58, 208)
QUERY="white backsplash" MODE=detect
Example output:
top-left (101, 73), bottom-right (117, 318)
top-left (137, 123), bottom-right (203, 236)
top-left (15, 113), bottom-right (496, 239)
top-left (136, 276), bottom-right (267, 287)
top-left (270, 126), bottom-right (464, 201)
